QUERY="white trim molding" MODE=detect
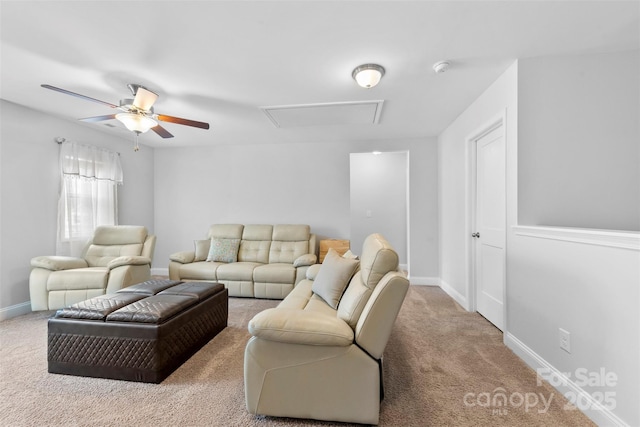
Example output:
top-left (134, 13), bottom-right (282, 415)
top-left (439, 279), bottom-right (470, 311)
top-left (0, 301), bottom-right (31, 321)
top-left (151, 267), bottom-right (169, 277)
top-left (505, 332), bottom-right (630, 427)
top-left (513, 226), bottom-right (640, 251)
top-left (409, 276), bottom-right (439, 286)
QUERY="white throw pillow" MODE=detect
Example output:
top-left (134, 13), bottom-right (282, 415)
top-left (312, 248), bottom-right (359, 309)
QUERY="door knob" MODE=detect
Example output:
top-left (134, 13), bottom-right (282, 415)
top-left (472, 232), bottom-right (480, 238)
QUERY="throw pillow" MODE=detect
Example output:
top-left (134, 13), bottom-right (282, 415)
top-left (312, 248), bottom-right (359, 309)
top-left (194, 239), bottom-right (211, 261)
top-left (342, 249), bottom-right (358, 260)
top-left (206, 238), bottom-right (240, 263)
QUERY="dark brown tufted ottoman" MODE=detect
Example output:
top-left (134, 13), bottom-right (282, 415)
top-left (47, 280), bottom-right (228, 383)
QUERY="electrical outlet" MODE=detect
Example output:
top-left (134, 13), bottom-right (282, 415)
top-left (559, 328), bottom-right (571, 353)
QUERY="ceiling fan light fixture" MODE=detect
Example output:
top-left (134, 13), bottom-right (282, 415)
top-left (352, 64), bottom-right (385, 88)
top-left (41, 83), bottom-right (208, 140)
top-left (116, 113), bottom-right (157, 134)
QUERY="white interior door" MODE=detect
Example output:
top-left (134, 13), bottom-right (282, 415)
top-left (474, 124), bottom-right (506, 331)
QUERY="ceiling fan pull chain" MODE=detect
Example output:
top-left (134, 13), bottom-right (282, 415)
top-left (133, 132), bottom-right (140, 152)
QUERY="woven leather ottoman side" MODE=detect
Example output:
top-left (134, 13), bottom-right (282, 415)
top-left (48, 280), bottom-right (228, 383)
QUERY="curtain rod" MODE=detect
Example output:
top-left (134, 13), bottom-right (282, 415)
top-left (54, 137), bottom-right (120, 155)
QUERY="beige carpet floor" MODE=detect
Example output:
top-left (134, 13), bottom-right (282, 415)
top-left (0, 286), bottom-right (594, 426)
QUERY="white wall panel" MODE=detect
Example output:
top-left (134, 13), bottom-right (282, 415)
top-left (518, 50), bottom-right (640, 231)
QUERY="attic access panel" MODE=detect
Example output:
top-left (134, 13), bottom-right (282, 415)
top-left (261, 100), bottom-right (384, 128)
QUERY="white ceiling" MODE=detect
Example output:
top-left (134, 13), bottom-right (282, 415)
top-left (1, 1), bottom-right (638, 148)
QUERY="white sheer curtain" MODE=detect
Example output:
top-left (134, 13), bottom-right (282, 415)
top-left (56, 141), bottom-right (123, 256)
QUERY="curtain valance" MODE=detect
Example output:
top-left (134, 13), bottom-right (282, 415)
top-left (60, 141), bottom-right (123, 184)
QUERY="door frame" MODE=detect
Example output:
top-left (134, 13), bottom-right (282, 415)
top-left (349, 150), bottom-right (410, 276)
top-left (465, 110), bottom-right (507, 321)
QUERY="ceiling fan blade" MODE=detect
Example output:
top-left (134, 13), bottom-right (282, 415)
top-left (79, 114), bottom-right (117, 122)
top-left (41, 84), bottom-right (118, 108)
top-left (157, 114), bottom-right (210, 130)
top-left (132, 86), bottom-right (158, 111)
top-left (151, 124), bottom-right (174, 138)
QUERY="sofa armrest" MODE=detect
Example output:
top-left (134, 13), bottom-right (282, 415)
top-left (30, 256), bottom-right (88, 271)
top-left (305, 264), bottom-right (322, 280)
top-left (107, 256), bottom-right (151, 270)
top-left (248, 308), bottom-right (354, 346)
top-left (355, 272), bottom-right (410, 359)
top-left (169, 251), bottom-right (195, 264)
top-left (293, 253), bottom-right (317, 268)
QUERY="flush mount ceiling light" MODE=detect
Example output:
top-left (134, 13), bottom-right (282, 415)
top-left (352, 64), bottom-right (385, 88)
top-left (115, 112), bottom-right (157, 134)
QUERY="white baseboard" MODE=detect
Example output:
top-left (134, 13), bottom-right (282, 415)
top-left (409, 276), bottom-right (439, 286)
top-left (438, 279), bottom-right (470, 310)
top-left (151, 267), bottom-right (169, 277)
top-left (0, 301), bottom-right (31, 321)
top-left (505, 332), bottom-right (628, 427)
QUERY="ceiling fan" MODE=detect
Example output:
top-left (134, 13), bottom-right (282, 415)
top-left (41, 83), bottom-right (209, 148)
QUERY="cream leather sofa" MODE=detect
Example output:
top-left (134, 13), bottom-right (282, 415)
top-left (29, 225), bottom-right (156, 311)
top-left (244, 233), bottom-right (409, 425)
top-left (169, 224), bottom-right (317, 299)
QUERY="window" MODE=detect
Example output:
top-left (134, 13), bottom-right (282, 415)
top-left (56, 142), bottom-right (123, 256)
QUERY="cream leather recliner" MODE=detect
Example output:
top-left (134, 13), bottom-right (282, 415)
top-left (29, 225), bottom-right (156, 311)
top-left (244, 233), bottom-right (409, 425)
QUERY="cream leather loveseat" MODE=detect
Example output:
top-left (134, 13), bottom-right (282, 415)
top-left (169, 224), bottom-right (316, 299)
top-left (244, 233), bottom-right (409, 425)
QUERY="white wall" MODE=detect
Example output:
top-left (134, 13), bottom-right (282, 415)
top-left (153, 137), bottom-right (438, 283)
top-left (518, 49), bottom-right (640, 231)
top-left (0, 99), bottom-right (438, 315)
top-left (509, 50), bottom-right (640, 426)
top-left (350, 151), bottom-right (408, 265)
top-left (0, 100), bottom-right (155, 318)
top-left (506, 228), bottom-right (639, 427)
top-left (438, 61), bottom-right (518, 306)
